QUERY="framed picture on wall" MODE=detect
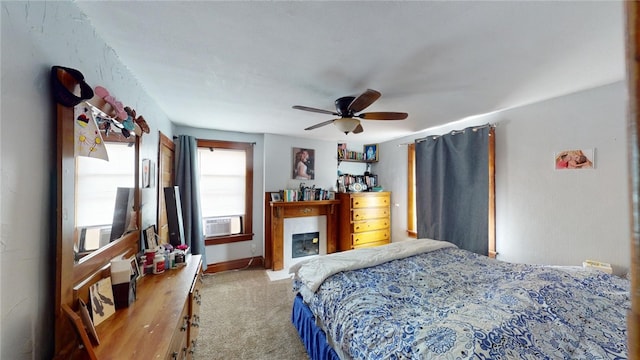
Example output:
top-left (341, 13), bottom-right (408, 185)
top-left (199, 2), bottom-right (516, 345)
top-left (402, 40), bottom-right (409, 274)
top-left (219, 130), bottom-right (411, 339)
top-left (142, 159), bottom-right (155, 188)
top-left (554, 148), bottom-right (595, 170)
top-left (292, 147), bottom-right (315, 180)
top-left (364, 144), bottom-right (378, 161)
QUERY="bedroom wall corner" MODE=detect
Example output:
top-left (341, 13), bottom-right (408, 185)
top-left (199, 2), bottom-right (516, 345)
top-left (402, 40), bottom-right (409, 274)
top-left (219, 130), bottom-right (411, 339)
top-left (494, 81), bottom-right (629, 273)
top-left (377, 82), bottom-right (629, 276)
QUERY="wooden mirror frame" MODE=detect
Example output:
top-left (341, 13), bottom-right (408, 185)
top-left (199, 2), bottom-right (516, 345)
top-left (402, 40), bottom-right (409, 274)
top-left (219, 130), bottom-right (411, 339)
top-left (627, 2), bottom-right (640, 357)
top-left (53, 75), bottom-right (141, 357)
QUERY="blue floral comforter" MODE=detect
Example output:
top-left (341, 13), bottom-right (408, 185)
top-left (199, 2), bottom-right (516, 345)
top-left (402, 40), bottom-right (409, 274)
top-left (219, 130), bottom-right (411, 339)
top-left (293, 247), bottom-right (630, 359)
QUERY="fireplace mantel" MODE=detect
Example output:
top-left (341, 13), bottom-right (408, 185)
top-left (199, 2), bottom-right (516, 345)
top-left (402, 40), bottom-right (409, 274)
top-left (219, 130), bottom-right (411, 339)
top-left (265, 196), bottom-right (340, 270)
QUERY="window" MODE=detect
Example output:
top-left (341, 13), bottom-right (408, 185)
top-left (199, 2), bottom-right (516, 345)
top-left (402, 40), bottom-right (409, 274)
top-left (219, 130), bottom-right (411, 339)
top-left (197, 139), bottom-right (253, 245)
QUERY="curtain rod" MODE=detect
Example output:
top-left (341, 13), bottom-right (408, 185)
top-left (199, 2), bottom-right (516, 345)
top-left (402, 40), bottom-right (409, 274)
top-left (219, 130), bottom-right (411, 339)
top-left (173, 135), bottom-right (256, 146)
top-left (415, 123), bottom-right (496, 143)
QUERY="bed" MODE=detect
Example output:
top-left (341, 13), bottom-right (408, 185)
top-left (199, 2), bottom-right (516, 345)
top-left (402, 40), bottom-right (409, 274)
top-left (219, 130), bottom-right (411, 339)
top-left (290, 238), bottom-right (630, 359)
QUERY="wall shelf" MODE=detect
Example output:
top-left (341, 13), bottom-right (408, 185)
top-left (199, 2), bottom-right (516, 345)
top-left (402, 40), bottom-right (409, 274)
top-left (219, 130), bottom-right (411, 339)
top-left (338, 158), bottom-right (378, 165)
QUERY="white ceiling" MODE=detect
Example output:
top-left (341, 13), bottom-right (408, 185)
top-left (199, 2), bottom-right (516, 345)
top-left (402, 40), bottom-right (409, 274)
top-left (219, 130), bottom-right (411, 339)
top-left (74, 1), bottom-right (624, 144)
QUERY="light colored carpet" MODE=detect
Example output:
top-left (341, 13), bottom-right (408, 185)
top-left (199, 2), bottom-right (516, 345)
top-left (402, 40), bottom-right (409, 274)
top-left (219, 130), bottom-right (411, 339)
top-left (194, 269), bottom-right (310, 360)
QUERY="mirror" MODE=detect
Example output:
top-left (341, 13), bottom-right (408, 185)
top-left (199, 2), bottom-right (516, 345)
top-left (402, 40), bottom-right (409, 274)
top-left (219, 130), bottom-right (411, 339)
top-left (74, 135), bottom-right (137, 261)
top-left (54, 70), bottom-right (146, 357)
top-left (70, 102), bottom-right (141, 264)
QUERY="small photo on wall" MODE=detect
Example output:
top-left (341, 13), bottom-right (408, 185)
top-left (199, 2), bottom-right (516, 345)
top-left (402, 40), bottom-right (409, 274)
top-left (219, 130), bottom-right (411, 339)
top-left (292, 147), bottom-right (315, 180)
top-left (364, 144), bottom-right (378, 161)
top-left (554, 148), bottom-right (594, 170)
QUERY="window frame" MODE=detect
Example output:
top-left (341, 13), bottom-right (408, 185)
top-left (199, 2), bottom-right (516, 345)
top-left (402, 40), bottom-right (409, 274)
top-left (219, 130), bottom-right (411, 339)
top-left (407, 143), bottom-right (417, 238)
top-left (197, 139), bottom-right (254, 245)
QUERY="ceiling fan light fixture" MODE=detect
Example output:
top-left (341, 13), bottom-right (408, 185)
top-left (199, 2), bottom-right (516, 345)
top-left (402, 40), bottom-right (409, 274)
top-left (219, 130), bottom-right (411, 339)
top-left (334, 118), bottom-right (360, 134)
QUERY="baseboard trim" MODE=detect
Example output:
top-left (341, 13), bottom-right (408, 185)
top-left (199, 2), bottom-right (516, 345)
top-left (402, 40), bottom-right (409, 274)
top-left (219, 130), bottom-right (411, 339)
top-left (205, 256), bottom-right (265, 274)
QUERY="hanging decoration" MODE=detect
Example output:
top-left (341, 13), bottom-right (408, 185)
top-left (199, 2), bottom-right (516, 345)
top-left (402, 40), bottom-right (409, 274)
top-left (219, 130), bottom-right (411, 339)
top-left (94, 86), bottom-right (127, 120)
top-left (124, 106), bottom-right (150, 135)
top-left (50, 66), bottom-right (94, 107)
top-left (74, 105), bottom-right (109, 161)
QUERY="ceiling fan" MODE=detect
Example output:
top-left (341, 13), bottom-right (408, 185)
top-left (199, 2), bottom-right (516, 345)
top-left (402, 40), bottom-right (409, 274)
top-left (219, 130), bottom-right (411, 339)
top-left (292, 89), bottom-right (408, 134)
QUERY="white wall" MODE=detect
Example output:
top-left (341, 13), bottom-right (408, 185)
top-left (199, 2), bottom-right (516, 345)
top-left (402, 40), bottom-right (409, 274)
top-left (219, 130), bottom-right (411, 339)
top-left (264, 134), bottom-right (340, 192)
top-left (1, 2), bottom-right (172, 358)
top-left (493, 81), bottom-right (629, 273)
top-left (377, 82), bottom-right (630, 274)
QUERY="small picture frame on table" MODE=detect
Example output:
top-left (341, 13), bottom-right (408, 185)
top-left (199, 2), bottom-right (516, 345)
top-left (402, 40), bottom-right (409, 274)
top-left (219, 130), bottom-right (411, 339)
top-left (143, 225), bottom-right (158, 250)
top-left (78, 299), bottom-right (99, 345)
top-left (130, 256), bottom-right (141, 281)
top-left (61, 303), bottom-right (99, 357)
top-left (270, 192), bottom-right (282, 202)
top-left (89, 278), bottom-right (116, 326)
top-left (364, 144), bottom-right (378, 161)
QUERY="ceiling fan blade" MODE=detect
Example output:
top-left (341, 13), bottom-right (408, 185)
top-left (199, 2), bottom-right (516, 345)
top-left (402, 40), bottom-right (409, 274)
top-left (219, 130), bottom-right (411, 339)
top-left (352, 123), bottom-right (364, 134)
top-left (292, 105), bottom-right (339, 116)
top-left (304, 119), bottom-right (336, 131)
top-left (357, 112), bottom-right (408, 120)
top-left (348, 89), bottom-right (381, 113)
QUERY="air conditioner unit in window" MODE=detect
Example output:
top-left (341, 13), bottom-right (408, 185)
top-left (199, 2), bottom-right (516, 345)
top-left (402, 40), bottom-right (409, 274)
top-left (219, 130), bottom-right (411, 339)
top-left (203, 216), bottom-right (241, 237)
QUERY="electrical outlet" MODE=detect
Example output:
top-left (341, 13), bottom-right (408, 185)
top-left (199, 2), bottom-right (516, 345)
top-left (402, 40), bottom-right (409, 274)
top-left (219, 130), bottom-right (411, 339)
top-left (251, 243), bottom-right (256, 254)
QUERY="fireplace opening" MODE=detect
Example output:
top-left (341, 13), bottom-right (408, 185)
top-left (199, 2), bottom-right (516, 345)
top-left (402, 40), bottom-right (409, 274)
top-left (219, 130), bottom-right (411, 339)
top-left (292, 232), bottom-right (320, 258)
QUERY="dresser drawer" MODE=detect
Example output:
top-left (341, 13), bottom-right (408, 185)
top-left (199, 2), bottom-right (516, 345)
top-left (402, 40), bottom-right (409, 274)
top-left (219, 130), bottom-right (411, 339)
top-left (283, 205), bottom-right (321, 217)
top-left (352, 219), bottom-right (389, 233)
top-left (167, 301), bottom-right (190, 360)
top-left (352, 229), bottom-right (390, 246)
top-left (352, 207), bottom-right (389, 221)
top-left (189, 271), bottom-right (203, 346)
top-left (350, 194), bottom-right (390, 208)
top-left (353, 239), bottom-right (390, 249)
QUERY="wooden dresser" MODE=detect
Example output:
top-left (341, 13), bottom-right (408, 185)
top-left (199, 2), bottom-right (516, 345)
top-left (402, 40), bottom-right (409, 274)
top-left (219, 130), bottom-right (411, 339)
top-left (337, 192), bottom-right (391, 251)
top-left (93, 255), bottom-right (203, 359)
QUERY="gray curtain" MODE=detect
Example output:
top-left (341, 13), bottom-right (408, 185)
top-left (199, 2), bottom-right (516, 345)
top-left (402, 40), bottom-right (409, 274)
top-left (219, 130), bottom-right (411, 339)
top-left (415, 125), bottom-right (489, 255)
top-left (175, 135), bottom-right (207, 269)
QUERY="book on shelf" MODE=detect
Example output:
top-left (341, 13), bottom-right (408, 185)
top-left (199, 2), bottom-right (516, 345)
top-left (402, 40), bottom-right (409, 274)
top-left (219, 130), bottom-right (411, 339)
top-left (281, 187), bottom-right (334, 202)
top-left (337, 143), bottom-right (365, 160)
top-left (337, 173), bottom-right (378, 190)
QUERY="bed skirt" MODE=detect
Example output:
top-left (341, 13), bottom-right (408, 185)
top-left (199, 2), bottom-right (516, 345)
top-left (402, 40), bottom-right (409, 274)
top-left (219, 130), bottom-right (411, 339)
top-left (291, 294), bottom-right (340, 360)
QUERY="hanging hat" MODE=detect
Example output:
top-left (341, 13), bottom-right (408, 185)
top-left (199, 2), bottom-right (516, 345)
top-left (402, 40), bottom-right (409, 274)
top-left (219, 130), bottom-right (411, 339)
top-left (51, 66), bottom-right (94, 107)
